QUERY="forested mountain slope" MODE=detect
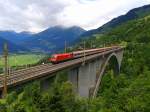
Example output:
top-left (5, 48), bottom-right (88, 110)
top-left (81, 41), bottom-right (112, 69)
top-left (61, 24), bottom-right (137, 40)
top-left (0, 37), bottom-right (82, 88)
top-left (0, 26), bottom-right (85, 53)
top-left (0, 37), bottom-right (28, 53)
top-left (85, 15), bottom-right (150, 46)
top-left (19, 26), bottom-right (85, 53)
top-left (0, 31), bottom-right (32, 44)
top-left (81, 4), bottom-right (150, 38)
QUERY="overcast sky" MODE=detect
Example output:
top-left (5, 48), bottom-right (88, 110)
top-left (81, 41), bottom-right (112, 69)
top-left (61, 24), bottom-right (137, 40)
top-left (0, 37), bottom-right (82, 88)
top-left (0, 0), bottom-right (150, 33)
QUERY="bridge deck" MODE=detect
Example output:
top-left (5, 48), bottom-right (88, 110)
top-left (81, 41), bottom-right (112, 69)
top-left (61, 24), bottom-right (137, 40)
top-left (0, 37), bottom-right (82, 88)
top-left (0, 47), bottom-right (123, 90)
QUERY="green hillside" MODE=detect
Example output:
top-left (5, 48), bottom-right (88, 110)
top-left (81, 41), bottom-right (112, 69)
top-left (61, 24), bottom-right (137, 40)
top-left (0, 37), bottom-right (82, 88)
top-left (91, 15), bottom-right (150, 44)
top-left (81, 4), bottom-right (150, 38)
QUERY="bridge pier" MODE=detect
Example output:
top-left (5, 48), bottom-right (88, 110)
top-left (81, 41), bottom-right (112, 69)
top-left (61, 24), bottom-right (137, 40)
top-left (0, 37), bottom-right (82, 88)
top-left (68, 49), bottom-right (124, 98)
top-left (41, 78), bottom-right (52, 91)
top-left (78, 63), bottom-right (90, 97)
top-left (68, 68), bottom-right (78, 93)
top-left (68, 61), bottom-right (100, 98)
top-left (88, 61), bottom-right (97, 97)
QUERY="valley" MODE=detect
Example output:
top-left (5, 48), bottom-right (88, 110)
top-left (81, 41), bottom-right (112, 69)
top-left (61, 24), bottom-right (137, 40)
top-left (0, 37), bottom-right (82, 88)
top-left (0, 54), bottom-right (45, 74)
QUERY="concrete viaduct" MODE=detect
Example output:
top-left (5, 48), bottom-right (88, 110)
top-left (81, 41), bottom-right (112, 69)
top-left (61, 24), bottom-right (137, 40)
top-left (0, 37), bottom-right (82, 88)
top-left (0, 46), bottom-right (124, 98)
top-left (68, 48), bottom-right (123, 98)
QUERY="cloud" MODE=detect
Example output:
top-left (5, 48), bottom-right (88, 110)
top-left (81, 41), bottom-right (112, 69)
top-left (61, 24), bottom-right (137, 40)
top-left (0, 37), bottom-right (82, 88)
top-left (59, 0), bottom-right (150, 30)
top-left (0, 0), bottom-right (67, 32)
top-left (0, 0), bottom-right (149, 32)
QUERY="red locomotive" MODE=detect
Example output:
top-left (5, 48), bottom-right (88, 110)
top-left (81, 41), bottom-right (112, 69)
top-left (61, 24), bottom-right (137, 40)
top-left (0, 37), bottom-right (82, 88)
top-left (49, 53), bottom-right (73, 63)
top-left (49, 46), bottom-right (120, 64)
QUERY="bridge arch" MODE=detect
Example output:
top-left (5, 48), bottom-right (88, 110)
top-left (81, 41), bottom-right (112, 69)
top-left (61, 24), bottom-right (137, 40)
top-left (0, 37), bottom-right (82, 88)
top-left (68, 49), bottom-right (123, 98)
top-left (92, 53), bottom-right (121, 98)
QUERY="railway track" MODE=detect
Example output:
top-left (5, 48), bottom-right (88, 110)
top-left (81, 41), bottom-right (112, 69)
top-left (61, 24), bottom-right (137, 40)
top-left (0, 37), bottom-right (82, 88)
top-left (0, 64), bottom-right (55, 85)
top-left (0, 46), bottom-right (123, 90)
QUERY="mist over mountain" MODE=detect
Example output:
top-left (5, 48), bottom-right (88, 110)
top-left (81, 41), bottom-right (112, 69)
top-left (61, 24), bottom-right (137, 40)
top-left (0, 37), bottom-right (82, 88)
top-left (20, 26), bottom-right (86, 53)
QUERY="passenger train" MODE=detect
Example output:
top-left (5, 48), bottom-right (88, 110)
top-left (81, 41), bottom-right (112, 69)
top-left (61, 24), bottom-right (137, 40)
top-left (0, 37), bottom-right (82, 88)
top-left (49, 46), bottom-right (119, 64)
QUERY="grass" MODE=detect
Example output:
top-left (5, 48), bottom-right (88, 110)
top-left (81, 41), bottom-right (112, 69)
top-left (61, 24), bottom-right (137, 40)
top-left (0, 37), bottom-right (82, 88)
top-left (0, 54), bottom-right (45, 68)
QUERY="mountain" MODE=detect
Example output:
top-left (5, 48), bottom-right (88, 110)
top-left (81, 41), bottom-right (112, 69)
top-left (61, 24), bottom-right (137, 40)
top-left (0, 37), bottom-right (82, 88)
top-left (81, 4), bottom-right (150, 38)
top-left (0, 31), bottom-right (32, 44)
top-left (21, 26), bottom-right (86, 53)
top-left (0, 37), bottom-right (28, 53)
top-left (85, 14), bottom-right (150, 46)
top-left (0, 26), bottom-right (85, 53)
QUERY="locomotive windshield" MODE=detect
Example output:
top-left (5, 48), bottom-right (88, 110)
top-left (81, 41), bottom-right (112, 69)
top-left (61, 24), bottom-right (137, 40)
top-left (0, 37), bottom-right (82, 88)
top-left (51, 55), bottom-right (56, 58)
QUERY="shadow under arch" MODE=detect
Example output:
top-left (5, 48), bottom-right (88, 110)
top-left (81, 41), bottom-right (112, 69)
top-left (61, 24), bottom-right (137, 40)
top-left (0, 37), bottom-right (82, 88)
top-left (107, 54), bottom-right (120, 75)
top-left (92, 53), bottom-right (120, 98)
